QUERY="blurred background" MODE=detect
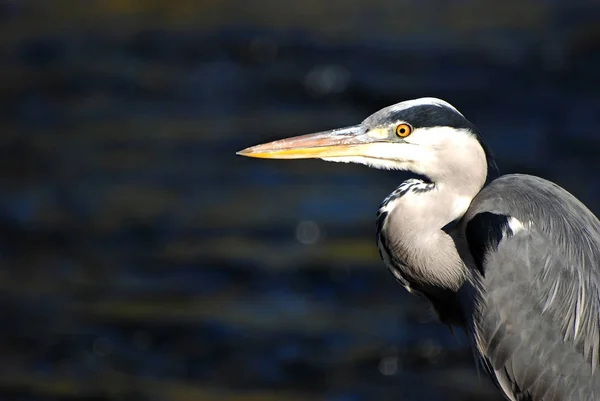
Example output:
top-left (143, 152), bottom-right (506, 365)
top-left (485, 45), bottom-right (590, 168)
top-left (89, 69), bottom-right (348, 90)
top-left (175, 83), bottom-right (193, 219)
top-left (1, 1), bottom-right (600, 400)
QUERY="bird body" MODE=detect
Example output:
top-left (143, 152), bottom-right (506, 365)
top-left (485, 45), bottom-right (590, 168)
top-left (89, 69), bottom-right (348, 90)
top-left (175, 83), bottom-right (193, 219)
top-left (238, 98), bottom-right (600, 400)
top-left (459, 174), bottom-right (600, 400)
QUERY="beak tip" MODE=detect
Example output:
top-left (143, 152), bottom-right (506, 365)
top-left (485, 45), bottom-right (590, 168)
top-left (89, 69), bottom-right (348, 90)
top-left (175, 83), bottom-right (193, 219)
top-left (237, 145), bottom-right (274, 159)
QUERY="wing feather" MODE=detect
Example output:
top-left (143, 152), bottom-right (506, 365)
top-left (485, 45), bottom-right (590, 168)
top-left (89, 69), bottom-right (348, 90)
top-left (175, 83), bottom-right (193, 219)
top-left (461, 174), bottom-right (600, 400)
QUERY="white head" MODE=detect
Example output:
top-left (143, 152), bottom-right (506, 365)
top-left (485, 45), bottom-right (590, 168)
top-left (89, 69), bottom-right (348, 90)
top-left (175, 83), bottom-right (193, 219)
top-left (238, 97), bottom-right (497, 190)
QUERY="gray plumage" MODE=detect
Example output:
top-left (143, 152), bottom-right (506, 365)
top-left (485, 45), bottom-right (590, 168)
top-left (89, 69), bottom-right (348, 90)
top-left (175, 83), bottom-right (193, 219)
top-left (459, 175), bottom-right (600, 400)
top-left (238, 97), bottom-right (600, 400)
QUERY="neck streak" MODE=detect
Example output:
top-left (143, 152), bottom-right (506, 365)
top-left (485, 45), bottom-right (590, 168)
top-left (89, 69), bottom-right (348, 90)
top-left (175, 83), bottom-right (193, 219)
top-left (376, 171), bottom-right (484, 295)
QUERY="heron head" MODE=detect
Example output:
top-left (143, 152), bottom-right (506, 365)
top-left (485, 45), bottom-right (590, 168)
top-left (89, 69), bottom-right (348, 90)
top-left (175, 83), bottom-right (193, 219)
top-left (238, 97), bottom-right (497, 184)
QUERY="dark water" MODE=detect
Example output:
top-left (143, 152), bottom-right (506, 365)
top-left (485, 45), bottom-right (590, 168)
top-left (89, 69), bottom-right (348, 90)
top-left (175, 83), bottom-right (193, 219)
top-left (1, 1), bottom-right (600, 400)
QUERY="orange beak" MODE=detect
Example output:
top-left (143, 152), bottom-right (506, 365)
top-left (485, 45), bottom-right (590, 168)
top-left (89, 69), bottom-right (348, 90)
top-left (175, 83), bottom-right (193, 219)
top-left (237, 125), bottom-right (386, 159)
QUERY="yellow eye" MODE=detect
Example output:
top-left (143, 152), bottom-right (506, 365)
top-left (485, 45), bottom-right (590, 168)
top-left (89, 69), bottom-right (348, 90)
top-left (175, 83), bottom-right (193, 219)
top-left (395, 123), bottom-right (412, 138)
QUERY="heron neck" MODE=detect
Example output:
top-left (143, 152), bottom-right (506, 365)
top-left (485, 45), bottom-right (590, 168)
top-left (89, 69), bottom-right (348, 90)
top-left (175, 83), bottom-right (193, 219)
top-left (382, 173), bottom-right (483, 228)
top-left (378, 172), bottom-right (485, 293)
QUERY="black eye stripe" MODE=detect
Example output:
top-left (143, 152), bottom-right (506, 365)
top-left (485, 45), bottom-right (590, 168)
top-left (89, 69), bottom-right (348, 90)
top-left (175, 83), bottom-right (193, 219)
top-left (367, 105), bottom-right (471, 130)
top-left (396, 106), bottom-right (471, 129)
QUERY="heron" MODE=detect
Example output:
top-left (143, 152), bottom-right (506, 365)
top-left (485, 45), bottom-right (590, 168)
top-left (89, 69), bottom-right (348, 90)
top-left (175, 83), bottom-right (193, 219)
top-left (237, 97), bottom-right (600, 400)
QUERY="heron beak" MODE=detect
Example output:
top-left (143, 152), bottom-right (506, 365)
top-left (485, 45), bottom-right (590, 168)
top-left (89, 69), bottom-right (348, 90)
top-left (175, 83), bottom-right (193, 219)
top-left (236, 125), bottom-right (386, 159)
